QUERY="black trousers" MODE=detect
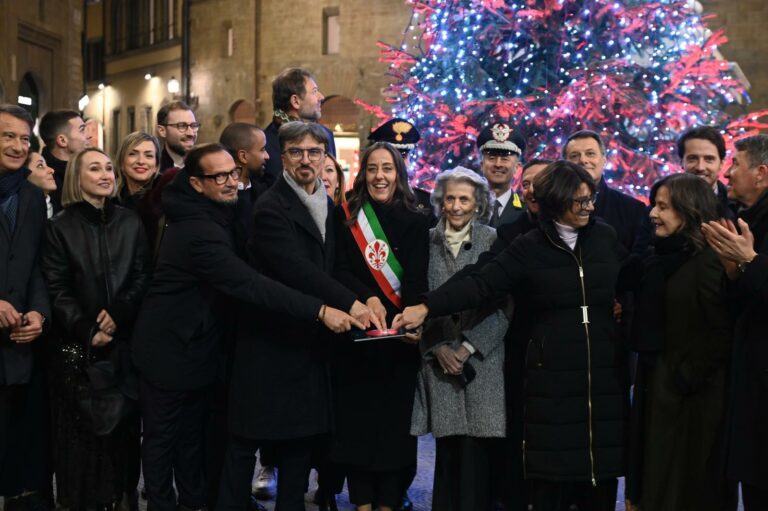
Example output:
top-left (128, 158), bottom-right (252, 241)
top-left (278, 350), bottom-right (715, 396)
top-left (140, 378), bottom-right (211, 511)
top-left (432, 435), bottom-right (496, 511)
top-left (217, 435), bottom-right (316, 511)
top-left (530, 478), bottom-right (618, 511)
top-left (0, 364), bottom-right (50, 497)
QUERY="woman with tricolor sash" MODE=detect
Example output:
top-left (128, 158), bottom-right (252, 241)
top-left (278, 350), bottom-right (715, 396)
top-left (329, 142), bottom-right (430, 511)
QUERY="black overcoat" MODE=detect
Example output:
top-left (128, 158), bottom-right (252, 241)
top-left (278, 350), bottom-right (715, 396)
top-left (629, 248), bottom-right (732, 511)
top-left (594, 178), bottom-right (649, 257)
top-left (329, 201), bottom-right (430, 471)
top-left (227, 176), bottom-right (357, 440)
top-left (0, 180), bottom-right (49, 385)
top-left (131, 172), bottom-right (322, 392)
top-left (724, 190), bottom-right (768, 491)
top-left (426, 219), bottom-right (629, 482)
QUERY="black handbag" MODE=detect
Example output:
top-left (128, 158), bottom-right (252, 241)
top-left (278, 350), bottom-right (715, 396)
top-left (76, 328), bottom-right (136, 436)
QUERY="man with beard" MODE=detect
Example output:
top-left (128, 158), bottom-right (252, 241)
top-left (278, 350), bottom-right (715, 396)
top-left (702, 134), bottom-right (768, 511)
top-left (39, 109), bottom-right (92, 212)
top-left (261, 68), bottom-right (336, 187)
top-left (133, 143), bottom-right (359, 511)
top-left (218, 121), bottom-right (376, 511)
top-left (219, 123), bottom-right (270, 255)
top-left (477, 123), bottom-right (526, 227)
top-left (156, 101), bottom-right (199, 173)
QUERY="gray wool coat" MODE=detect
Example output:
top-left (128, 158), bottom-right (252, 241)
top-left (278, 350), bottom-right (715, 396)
top-left (411, 219), bottom-right (509, 438)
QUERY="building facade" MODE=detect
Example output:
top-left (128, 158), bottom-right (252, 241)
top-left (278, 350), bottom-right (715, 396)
top-left (0, 0), bottom-right (85, 125)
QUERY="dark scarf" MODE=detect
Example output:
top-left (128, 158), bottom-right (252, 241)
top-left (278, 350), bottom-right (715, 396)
top-left (0, 168), bottom-right (31, 232)
top-left (630, 234), bottom-right (692, 356)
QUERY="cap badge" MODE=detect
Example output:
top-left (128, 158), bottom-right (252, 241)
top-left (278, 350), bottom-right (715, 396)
top-left (392, 121), bottom-right (413, 142)
top-left (491, 123), bottom-right (511, 143)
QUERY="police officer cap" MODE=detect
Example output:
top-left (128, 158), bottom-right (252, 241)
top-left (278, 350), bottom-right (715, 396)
top-left (369, 118), bottom-right (421, 155)
top-left (477, 122), bottom-right (526, 156)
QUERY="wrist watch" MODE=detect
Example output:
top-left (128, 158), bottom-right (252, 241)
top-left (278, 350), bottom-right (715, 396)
top-left (737, 255), bottom-right (758, 274)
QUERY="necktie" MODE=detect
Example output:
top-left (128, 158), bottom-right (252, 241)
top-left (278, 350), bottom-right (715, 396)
top-left (490, 199), bottom-right (501, 227)
top-left (0, 195), bottom-right (18, 232)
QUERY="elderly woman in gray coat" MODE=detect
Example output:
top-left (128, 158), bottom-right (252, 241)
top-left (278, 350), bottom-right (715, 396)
top-left (411, 166), bottom-right (509, 511)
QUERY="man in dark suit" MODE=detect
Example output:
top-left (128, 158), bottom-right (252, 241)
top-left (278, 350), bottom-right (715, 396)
top-left (563, 130), bottom-right (649, 257)
top-left (477, 123), bottom-right (526, 227)
top-left (0, 104), bottom-right (51, 511)
top-left (261, 68), bottom-right (337, 188)
top-left (39, 109), bottom-right (92, 212)
top-left (132, 143), bottom-right (358, 511)
top-left (218, 121), bottom-right (375, 511)
top-left (702, 134), bottom-right (768, 511)
top-left (677, 125), bottom-right (737, 220)
top-left (219, 122), bottom-right (270, 256)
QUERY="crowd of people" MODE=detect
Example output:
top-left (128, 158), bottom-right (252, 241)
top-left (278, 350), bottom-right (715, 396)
top-left (0, 65), bottom-right (766, 511)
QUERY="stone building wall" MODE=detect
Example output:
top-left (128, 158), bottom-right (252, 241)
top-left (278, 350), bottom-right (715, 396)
top-left (703, 0), bottom-right (768, 113)
top-left (0, 0), bottom-right (84, 116)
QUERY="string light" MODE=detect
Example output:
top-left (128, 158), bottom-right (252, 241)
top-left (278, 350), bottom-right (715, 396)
top-left (358, 0), bottom-right (768, 198)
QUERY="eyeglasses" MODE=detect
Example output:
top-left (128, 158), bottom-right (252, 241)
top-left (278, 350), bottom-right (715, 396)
top-left (198, 167), bottom-right (242, 185)
top-left (283, 148), bottom-right (325, 162)
top-left (163, 122), bottom-right (201, 132)
top-left (572, 196), bottom-right (597, 210)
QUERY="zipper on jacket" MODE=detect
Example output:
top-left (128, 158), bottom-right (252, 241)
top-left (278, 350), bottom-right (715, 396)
top-left (99, 208), bottom-right (113, 302)
top-left (543, 232), bottom-right (597, 486)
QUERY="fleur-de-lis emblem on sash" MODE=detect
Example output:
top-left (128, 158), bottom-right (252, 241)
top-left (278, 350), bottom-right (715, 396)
top-left (365, 239), bottom-right (389, 271)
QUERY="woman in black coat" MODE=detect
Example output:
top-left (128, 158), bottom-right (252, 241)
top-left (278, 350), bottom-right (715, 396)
top-left (395, 161), bottom-right (628, 511)
top-left (41, 148), bottom-right (151, 511)
top-left (625, 174), bottom-right (732, 511)
top-left (331, 142), bottom-right (430, 511)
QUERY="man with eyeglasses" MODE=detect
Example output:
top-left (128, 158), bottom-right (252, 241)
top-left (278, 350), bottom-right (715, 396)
top-left (132, 143), bottom-right (360, 511)
top-left (218, 121), bottom-right (378, 511)
top-left (478, 123), bottom-right (526, 227)
top-left (157, 101), bottom-right (200, 173)
top-left (261, 68), bottom-right (337, 188)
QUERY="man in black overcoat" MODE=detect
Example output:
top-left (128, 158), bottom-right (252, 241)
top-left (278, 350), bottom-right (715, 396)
top-left (217, 121), bottom-right (374, 511)
top-left (563, 130), bottom-right (649, 257)
top-left (132, 143), bottom-right (357, 511)
top-left (702, 134), bottom-right (768, 511)
top-left (0, 104), bottom-right (51, 511)
top-left (261, 68), bottom-right (337, 188)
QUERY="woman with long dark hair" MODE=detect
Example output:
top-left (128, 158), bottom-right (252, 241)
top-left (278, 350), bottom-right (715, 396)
top-left (625, 173), bottom-right (732, 511)
top-left (395, 160), bottom-right (629, 511)
top-left (41, 148), bottom-right (151, 511)
top-left (330, 142), bottom-right (430, 511)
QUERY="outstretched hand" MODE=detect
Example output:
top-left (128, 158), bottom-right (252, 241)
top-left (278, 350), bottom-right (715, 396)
top-left (322, 306), bottom-right (365, 333)
top-left (391, 304), bottom-right (429, 331)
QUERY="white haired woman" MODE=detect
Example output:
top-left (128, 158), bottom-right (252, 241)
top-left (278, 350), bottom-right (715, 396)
top-left (410, 166), bottom-right (509, 511)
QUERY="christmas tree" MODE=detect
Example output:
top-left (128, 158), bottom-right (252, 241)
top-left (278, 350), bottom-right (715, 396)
top-left (359, 0), bottom-right (768, 199)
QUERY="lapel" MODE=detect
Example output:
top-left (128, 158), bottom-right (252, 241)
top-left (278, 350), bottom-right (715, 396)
top-left (276, 177), bottom-right (326, 249)
top-left (0, 208), bottom-right (10, 242)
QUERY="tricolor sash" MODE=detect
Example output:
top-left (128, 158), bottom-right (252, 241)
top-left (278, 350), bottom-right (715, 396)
top-left (343, 202), bottom-right (404, 309)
